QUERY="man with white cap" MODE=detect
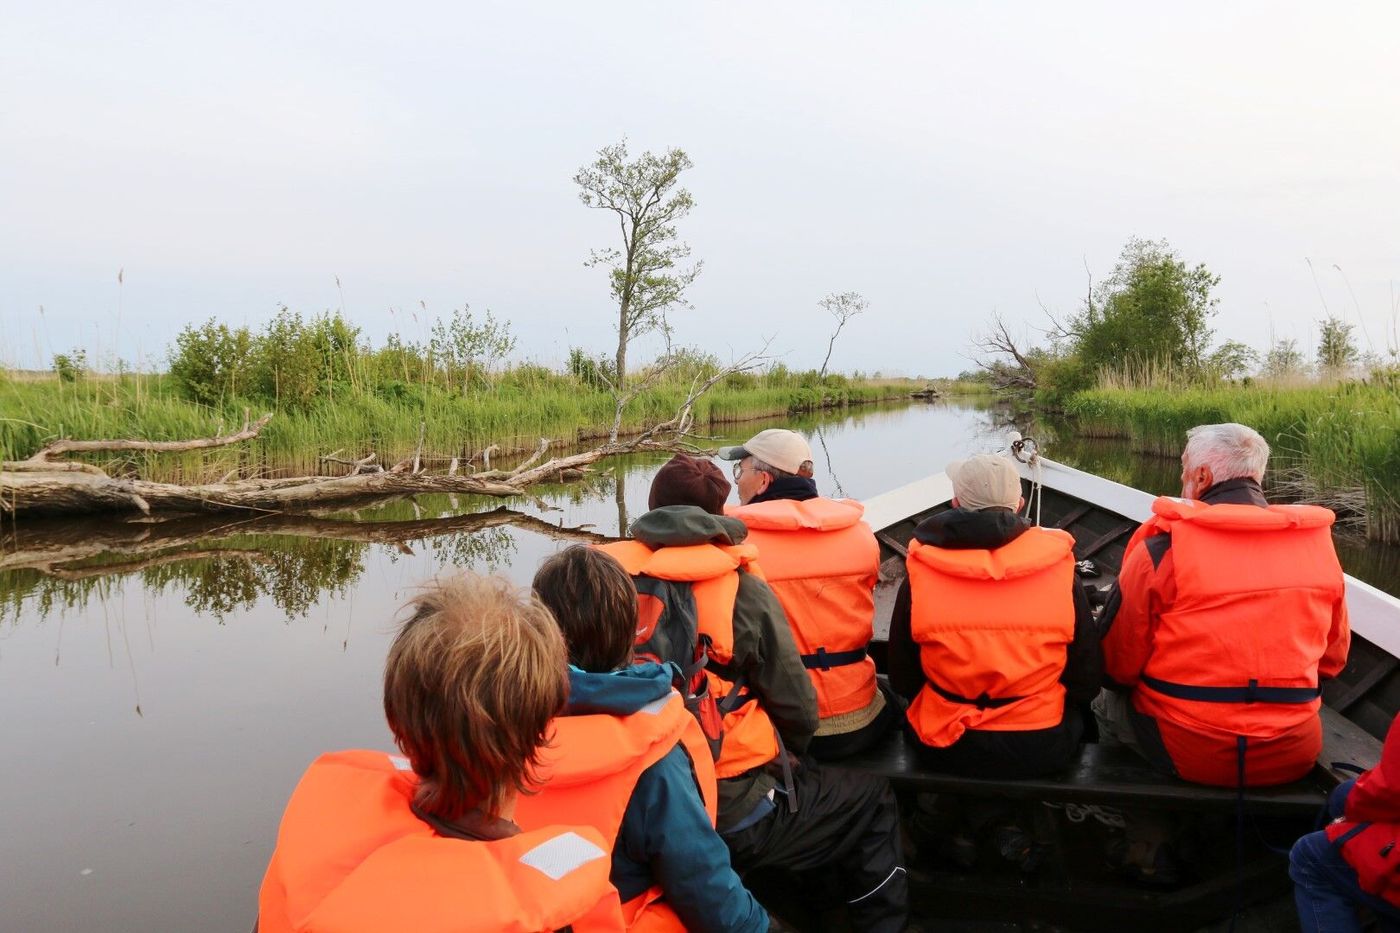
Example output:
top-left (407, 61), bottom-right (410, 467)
top-left (718, 429), bottom-right (898, 760)
top-left (887, 453), bottom-right (1100, 777)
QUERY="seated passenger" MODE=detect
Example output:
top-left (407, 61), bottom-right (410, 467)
top-left (597, 454), bottom-right (909, 933)
top-left (1290, 714), bottom-right (1400, 933)
top-left (521, 545), bottom-right (768, 933)
top-left (717, 430), bottom-right (899, 760)
top-left (256, 574), bottom-right (621, 933)
top-left (1096, 423), bottom-right (1350, 786)
top-left (887, 453), bottom-right (1100, 777)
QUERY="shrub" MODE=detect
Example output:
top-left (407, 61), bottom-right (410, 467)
top-left (168, 322), bottom-right (252, 405)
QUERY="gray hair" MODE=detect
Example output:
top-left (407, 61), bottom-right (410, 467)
top-left (1183, 423), bottom-right (1270, 483)
top-left (749, 456), bottom-right (796, 480)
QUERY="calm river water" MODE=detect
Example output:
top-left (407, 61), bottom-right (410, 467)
top-left (3, 400), bottom-right (1397, 932)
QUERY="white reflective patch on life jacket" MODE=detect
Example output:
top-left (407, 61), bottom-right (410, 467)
top-left (638, 694), bottom-right (672, 716)
top-left (519, 830), bottom-right (607, 880)
top-left (388, 754), bottom-right (412, 771)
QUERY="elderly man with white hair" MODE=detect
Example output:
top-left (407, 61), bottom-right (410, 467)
top-left (1096, 422), bottom-right (1351, 790)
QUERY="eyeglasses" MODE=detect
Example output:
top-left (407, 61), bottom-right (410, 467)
top-left (732, 461), bottom-right (769, 482)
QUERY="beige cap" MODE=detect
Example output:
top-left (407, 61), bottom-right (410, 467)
top-left (947, 453), bottom-right (1022, 511)
top-left (716, 429), bottom-right (814, 475)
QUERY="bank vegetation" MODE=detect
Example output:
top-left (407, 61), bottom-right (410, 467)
top-left (1, 308), bottom-right (923, 484)
top-left (971, 238), bottom-right (1400, 542)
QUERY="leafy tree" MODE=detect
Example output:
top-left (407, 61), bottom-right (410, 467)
top-left (574, 139), bottom-right (701, 394)
top-left (429, 305), bottom-right (515, 394)
top-left (168, 322), bottom-right (252, 405)
top-left (567, 347), bottom-right (617, 389)
top-left (1262, 338), bottom-right (1307, 379)
top-left (1205, 340), bottom-right (1259, 381)
top-left (254, 308), bottom-right (325, 410)
top-left (817, 291), bottom-right (868, 380)
top-left (1317, 317), bottom-right (1358, 374)
top-left (52, 348), bottom-right (88, 383)
top-left (1068, 238), bottom-right (1220, 375)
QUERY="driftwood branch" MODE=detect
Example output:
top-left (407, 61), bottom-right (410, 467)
top-left (25, 412), bottom-right (273, 462)
top-left (1, 392), bottom-right (712, 518)
top-left (0, 460), bottom-right (108, 476)
top-left (320, 451), bottom-right (382, 475)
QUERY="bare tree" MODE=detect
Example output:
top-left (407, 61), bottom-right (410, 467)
top-left (574, 140), bottom-right (702, 403)
top-left (817, 291), bottom-right (868, 380)
top-left (972, 312), bottom-right (1040, 392)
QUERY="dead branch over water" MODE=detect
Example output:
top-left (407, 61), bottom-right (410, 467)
top-left (0, 408), bottom-right (703, 519)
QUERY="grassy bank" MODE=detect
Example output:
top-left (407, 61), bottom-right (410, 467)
top-left (1063, 376), bottom-right (1400, 542)
top-left (0, 368), bottom-right (918, 481)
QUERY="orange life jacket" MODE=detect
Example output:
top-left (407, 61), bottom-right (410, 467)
top-left (514, 691), bottom-right (717, 931)
top-left (1126, 496), bottom-right (1346, 786)
top-left (727, 498), bottom-right (880, 719)
top-left (258, 750), bottom-right (623, 933)
top-left (904, 526), bottom-right (1076, 748)
top-left (598, 540), bottom-right (780, 779)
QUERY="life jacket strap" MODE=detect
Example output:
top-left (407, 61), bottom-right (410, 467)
top-left (1142, 675), bottom-right (1322, 704)
top-left (926, 679), bottom-right (1026, 711)
top-left (800, 646), bottom-right (868, 671)
top-left (716, 674), bottom-right (755, 716)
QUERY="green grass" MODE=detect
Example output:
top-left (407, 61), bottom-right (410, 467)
top-left (0, 369), bottom-right (914, 482)
top-left (1063, 375), bottom-right (1400, 542)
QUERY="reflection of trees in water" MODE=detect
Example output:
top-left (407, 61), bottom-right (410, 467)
top-left (1, 570), bottom-right (118, 628)
top-left (0, 536), bottom-right (364, 624)
top-left (424, 527), bottom-right (517, 572)
top-left (1, 507), bottom-right (606, 627)
top-left (976, 406), bottom-right (1181, 495)
top-left (153, 536), bottom-right (366, 620)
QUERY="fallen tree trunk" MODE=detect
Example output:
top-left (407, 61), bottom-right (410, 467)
top-left (21, 412), bottom-right (275, 462)
top-left (1, 350), bottom-right (758, 520)
top-left (0, 440), bottom-right (674, 517)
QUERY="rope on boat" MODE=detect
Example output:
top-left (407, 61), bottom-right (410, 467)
top-left (1007, 432), bottom-right (1044, 527)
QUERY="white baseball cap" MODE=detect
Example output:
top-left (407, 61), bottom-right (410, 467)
top-left (716, 429), bottom-right (814, 475)
top-left (947, 453), bottom-right (1022, 511)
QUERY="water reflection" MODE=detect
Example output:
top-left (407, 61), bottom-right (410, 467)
top-left (2, 507), bottom-right (608, 626)
top-left (1, 398), bottom-right (1395, 933)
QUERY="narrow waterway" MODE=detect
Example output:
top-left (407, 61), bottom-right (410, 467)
top-left (1, 400), bottom-right (1396, 932)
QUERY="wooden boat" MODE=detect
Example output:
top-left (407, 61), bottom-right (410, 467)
top-left (811, 449), bottom-right (1400, 932)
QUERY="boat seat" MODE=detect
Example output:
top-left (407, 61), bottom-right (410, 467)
top-left (1318, 705), bottom-right (1384, 776)
top-left (829, 729), bottom-right (1332, 816)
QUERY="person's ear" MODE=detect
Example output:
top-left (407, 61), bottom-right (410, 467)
top-left (757, 471), bottom-right (773, 494)
top-left (1017, 496), bottom-right (1026, 512)
top-left (950, 496), bottom-right (960, 509)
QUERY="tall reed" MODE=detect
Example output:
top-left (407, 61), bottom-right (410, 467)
top-left (1064, 375), bottom-right (1400, 542)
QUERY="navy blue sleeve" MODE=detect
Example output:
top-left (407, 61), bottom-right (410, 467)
top-left (617, 747), bottom-right (768, 933)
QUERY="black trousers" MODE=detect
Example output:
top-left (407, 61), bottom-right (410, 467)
top-left (908, 707), bottom-right (1085, 779)
top-left (722, 762), bottom-right (908, 933)
top-left (807, 682), bottom-right (905, 762)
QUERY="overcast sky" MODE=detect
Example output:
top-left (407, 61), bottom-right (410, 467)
top-left (3, 2), bottom-right (1398, 377)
